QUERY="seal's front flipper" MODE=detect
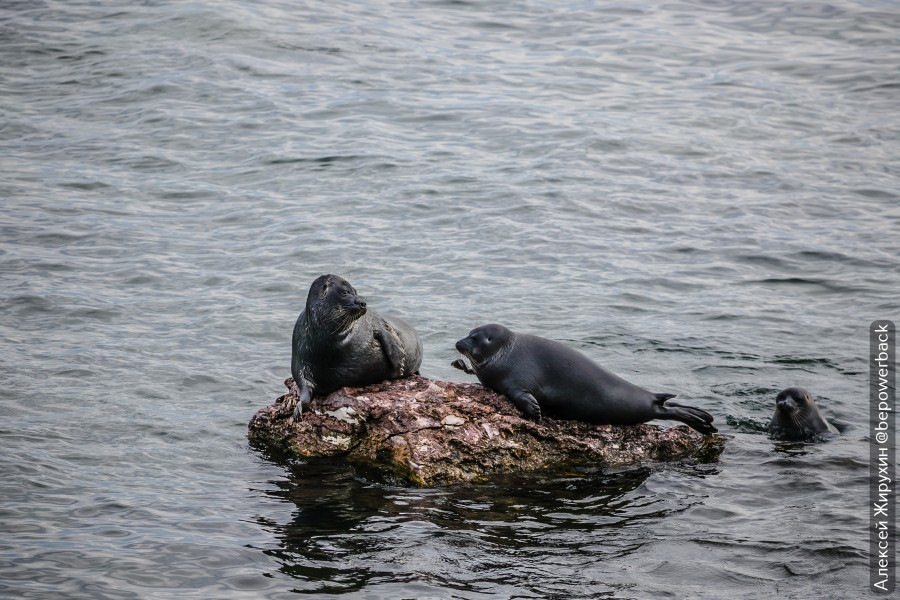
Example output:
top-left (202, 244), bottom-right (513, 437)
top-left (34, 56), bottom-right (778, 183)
top-left (374, 324), bottom-right (406, 377)
top-left (292, 379), bottom-right (314, 421)
top-left (451, 358), bottom-right (476, 375)
top-left (510, 390), bottom-right (542, 421)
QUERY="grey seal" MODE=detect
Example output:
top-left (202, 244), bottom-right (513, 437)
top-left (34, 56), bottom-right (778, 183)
top-left (291, 274), bottom-right (423, 419)
top-left (767, 386), bottom-right (838, 440)
top-left (453, 324), bottom-right (716, 435)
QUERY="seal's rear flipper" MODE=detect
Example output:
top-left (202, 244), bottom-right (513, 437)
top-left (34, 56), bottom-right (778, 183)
top-left (654, 394), bottom-right (717, 435)
top-left (664, 399), bottom-right (714, 423)
top-left (653, 393), bottom-right (676, 404)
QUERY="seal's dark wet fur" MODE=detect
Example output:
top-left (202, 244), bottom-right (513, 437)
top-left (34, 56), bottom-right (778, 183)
top-left (454, 324), bottom-right (716, 435)
top-left (291, 274), bottom-right (422, 419)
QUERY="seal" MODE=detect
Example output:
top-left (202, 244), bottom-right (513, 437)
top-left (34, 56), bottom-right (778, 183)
top-left (454, 324), bottom-right (716, 434)
top-left (291, 274), bottom-right (423, 419)
top-left (767, 386), bottom-right (838, 440)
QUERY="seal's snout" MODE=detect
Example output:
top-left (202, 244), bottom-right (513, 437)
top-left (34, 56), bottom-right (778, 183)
top-left (455, 338), bottom-right (470, 354)
top-left (776, 399), bottom-right (795, 412)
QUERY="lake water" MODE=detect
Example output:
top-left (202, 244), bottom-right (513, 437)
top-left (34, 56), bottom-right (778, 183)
top-left (2, 0), bottom-right (898, 598)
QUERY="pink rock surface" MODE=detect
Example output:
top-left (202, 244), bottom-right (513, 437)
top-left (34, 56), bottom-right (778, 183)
top-left (249, 375), bottom-right (721, 486)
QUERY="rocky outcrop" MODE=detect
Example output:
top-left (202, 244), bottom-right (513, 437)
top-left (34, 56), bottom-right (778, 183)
top-left (248, 376), bottom-right (722, 486)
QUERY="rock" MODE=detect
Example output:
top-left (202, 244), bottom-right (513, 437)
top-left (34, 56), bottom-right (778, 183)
top-left (248, 375), bottom-right (723, 486)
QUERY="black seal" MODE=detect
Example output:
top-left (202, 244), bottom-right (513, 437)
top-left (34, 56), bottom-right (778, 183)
top-left (767, 387), bottom-right (838, 440)
top-left (454, 324), bottom-right (716, 435)
top-left (291, 274), bottom-right (423, 419)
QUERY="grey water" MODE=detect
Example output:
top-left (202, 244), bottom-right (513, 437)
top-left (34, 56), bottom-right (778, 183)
top-left (1, 0), bottom-right (898, 598)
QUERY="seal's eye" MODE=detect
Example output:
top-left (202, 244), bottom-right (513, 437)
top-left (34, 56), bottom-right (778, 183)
top-left (487, 337), bottom-right (492, 342)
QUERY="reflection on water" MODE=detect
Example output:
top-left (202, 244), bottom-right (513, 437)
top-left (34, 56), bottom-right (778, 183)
top-left (264, 463), bottom-right (661, 595)
top-left (256, 456), bottom-right (734, 596)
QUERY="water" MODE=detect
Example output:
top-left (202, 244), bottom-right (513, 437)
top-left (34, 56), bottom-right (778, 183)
top-left (2, 0), bottom-right (898, 597)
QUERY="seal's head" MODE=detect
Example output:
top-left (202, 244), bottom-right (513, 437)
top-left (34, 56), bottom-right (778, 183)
top-left (455, 324), bottom-right (511, 371)
top-left (306, 274), bottom-right (367, 329)
top-left (768, 386), bottom-right (837, 440)
top-left (774, 386), bottom-right (812, 419)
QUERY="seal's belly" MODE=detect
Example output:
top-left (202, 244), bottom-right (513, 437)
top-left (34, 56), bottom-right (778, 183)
top-left (327, 346), bottom-right (392, 389)
top-left (532, 367), bottom-right (652, 424)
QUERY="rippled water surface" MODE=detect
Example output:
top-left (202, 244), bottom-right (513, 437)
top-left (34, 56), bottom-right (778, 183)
top-left (2, 0), bottom-right (899, 598)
